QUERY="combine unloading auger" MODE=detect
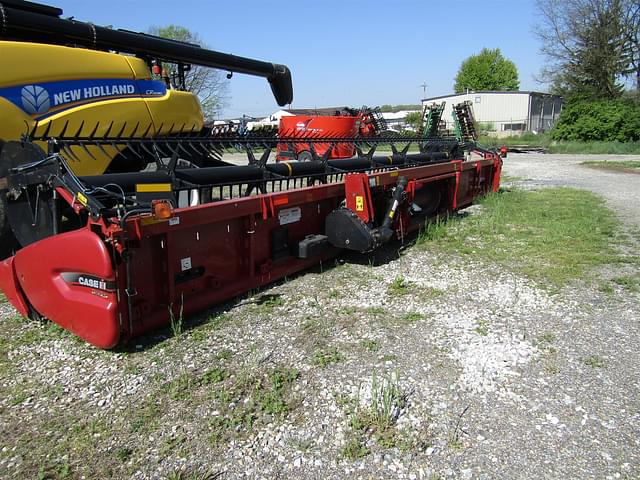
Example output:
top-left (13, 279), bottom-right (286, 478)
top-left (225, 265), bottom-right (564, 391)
top-left (0, 0), bottom-right (293, 106)
top-left (0, 1), bottom-right (502, 348)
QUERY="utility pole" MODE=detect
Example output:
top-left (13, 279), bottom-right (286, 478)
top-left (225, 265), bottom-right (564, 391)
top-left (420, 82), bottom-right (428, 97)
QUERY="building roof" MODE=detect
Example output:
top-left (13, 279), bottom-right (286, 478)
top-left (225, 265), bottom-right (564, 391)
top-left (422, 91), bottom-right (562, 102)
top-left (284, 107), bottom-right (352, 116)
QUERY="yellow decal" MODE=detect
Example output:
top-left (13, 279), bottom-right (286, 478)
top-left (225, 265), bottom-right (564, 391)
top-left (355, 195), bottom-right (364, 212)
top-left (76, 192), bottom-right (88, 206)
top-left (390, 171), bottom-right (398, 177)
top-left (136, 183), bottom-right (172, 193)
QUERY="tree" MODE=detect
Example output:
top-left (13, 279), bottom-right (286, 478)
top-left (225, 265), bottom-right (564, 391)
top-left (148, 25), bottom-right (228, 120)
top-left (453, 48), bottom-right (520, 93)
top-left (535, 0), bottom-right (635, 98)
top-left (404, 111), bottom-right (423, 131)
top-left (620, 0), bottom-right (640, 93)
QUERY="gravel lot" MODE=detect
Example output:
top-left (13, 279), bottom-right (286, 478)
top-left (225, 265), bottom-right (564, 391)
top-left (0, 153), bottom-right (639, 480)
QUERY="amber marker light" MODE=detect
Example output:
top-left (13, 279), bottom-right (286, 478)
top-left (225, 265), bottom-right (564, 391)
top-left (151, 200), bottom-right (174, 219)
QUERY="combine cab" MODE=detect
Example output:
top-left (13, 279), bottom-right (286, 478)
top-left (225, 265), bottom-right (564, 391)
top-left (0, 1), bottom-right (502, 349)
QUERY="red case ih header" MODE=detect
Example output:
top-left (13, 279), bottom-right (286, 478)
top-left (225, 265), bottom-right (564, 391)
top-left (0, 132), bottom-right (501, 348)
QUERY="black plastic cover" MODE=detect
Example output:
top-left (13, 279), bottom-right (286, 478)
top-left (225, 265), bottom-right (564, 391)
top-left (325, 208), bottom-right (375, 253)
top-left (296, 234), bottom-right (329, 259)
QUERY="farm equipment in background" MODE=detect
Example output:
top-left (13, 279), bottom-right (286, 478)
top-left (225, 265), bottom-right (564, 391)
top-left (420, 100), bottom-right (479, 142)
top-left (452, 101), bottom-right (478, 142)
top-left (0, 1), bottom-right (503, 349)
top-left (276, 106), bottom-right (388, 162)
top-left (420, 102), bottom-right (446, 139)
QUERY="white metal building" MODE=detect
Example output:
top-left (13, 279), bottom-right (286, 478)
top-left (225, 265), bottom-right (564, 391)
top-left (422, 91), bottom-right (563, 134)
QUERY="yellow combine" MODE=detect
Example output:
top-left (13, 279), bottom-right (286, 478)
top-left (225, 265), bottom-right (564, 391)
top-left (1, 41), bottom-right (204, 175)
top-left (0, 0), bottom-right (292, 255)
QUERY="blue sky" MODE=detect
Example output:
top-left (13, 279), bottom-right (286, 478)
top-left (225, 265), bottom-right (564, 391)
top-left (53, 0), bottom-right (543, 118)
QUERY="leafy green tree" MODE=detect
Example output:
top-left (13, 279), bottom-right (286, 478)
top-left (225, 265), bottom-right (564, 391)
top-left (454, 48), bottom-right (520, 93)
top-left (404, 111), bottom-right (422, 130)
top-left (148, 25), bottom-right (228, 120)
top-left (535, 0), bottom-right (631, 99)
top-left (552, 98), bottom-right (640, 141)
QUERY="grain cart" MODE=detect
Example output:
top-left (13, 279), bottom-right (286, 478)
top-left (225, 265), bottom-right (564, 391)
top-left (276, 107), bottom-right (388, 161)
top-left (0, 1), bottom-right (502, 348)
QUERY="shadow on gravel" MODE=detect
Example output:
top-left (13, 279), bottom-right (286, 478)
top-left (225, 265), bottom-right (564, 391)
top-left (114, 211), bottom-right (471, 353)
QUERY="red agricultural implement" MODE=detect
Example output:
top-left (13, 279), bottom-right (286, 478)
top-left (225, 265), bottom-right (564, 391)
top-left (0, 132), bottom-right (501, 348)
top-left (276, 107), bottom-right (388, 161)
top-left (0, 1), bottom-right (501, 349)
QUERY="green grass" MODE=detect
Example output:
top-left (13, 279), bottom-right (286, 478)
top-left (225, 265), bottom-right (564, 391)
top-left (478, 133), bottom-right (640, 154)
top-left (612, 275), bottom-right (640, 292)
top-left (582, 160), bottom-right (640, 171)
top-left (341, 370), bottom-right (410, 458)
top-left (312, 346), bottom-right (343, 368)
top-left (474, 319), bottom-right (490, 336)
top-left (548, 142), bottom-right (640, 155)
top-left (402, 312), bottom-right (424, 323)
top-left (417, 188), bottom-right (622, 288)
top-left (388, 275), bottom-right (414, 295)
top-left (207, 366), bottom-right (300, 446)
top-left (360, 339), bottom-right (380, 352)
top-left (581, 355), bottom-right (606, 368)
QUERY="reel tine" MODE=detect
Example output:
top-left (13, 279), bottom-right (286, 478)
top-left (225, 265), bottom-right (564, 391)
top-left (125, 141), bottom-right (144, 159)
top-left (154, 140), bottom-right (172, 158)
top-left (78, 141), bottom-right (98, 161)
top-left (62, 145), bottom-right (82, 163)
top-left (88, 121), bottom-right (100, 139)
top-left (73, 120), bottom-right (85, 138)
top-left (115, 122), bottom-right (127, 139)
top-left (176, 140), bottom-right (192, 158)
top-left (139, 141), bottom-right (157, 159)
top-left (104, 121), bottom-right (114, 138)
top-left (58, 120), bottom-right (70, 138)
top-left (29, 119), bottom-right (39, 139)
top-left (142, 123), bottom-right (153, 138)
top-left (96, 142), bottom-right (112, 161)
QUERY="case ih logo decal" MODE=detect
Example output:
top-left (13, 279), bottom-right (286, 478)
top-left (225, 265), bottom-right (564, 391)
top-left (61, 273), bottom-right (116, 292)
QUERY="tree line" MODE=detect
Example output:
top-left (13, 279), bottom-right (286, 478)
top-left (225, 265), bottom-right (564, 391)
top-left (536, 0), bottom-right (640, 142)
top-left (453, 0), bottom-right (639, 142)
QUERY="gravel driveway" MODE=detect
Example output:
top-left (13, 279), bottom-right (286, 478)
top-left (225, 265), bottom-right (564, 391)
top-left (0, 153), bottom-right (638, 480)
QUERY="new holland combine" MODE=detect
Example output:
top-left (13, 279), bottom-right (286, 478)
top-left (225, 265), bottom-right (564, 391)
top-left (0, 0), bottom-right (502, 348)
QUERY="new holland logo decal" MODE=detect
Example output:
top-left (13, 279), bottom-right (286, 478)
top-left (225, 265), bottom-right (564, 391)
top-left (20, 85), bottom-right (51, 115)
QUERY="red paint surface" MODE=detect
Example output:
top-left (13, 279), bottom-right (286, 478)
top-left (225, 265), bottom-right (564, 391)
top-left (1, 153), bottom-right (501, 348)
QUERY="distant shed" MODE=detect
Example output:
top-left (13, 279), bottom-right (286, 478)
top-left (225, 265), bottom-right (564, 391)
top-left (422, 91), bottom-right (563, 134)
